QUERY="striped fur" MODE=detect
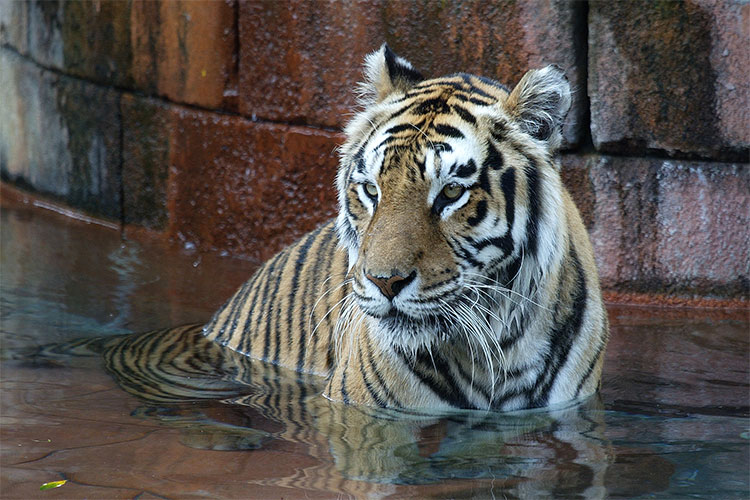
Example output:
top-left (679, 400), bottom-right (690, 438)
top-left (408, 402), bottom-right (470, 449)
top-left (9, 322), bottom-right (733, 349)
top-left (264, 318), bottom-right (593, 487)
top-left (204, 45), bottom-right (609, 411)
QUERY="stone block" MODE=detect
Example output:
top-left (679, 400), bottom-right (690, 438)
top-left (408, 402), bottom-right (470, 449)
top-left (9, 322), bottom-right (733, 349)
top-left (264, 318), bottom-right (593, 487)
top-left (581, 155), bottom-right (749, 297)
top-left (589, 0), bottom-right (750, 160)
top-left (12, 0), bottom-right (237, 110)
top-left (121, 94), bottom-right (174, 230)
top-left (131, 0), bottom-right (239, 110)
top-left (167, 109), bottom-right (341, 262)
top-left (560, 154), bottom-right (596, 229)
top-left (0, 49), bottom-right (122, 220)
top-left (238, 0), bottom-right (585, 145)
top-left (0, 0), bottom-right (29, 53)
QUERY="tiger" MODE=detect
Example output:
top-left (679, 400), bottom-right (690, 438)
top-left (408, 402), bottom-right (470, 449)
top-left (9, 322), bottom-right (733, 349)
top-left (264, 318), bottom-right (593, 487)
top-left (203, 44), bottom-right (609, 411)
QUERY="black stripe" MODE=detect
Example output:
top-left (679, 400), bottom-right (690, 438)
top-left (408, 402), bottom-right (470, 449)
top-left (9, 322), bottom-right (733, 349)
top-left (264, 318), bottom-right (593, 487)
top-left (528, 246), bottom-right (588, 407)
top-left (500, 167), bottom-right (516, 230)
top-left (414, 97), bottom-right (451, 115)
top-left (385, 104), bottom-right (411, 122)
top-left (367, 340), bottom-right (404, 408)
top-left (284, 228), bottom-right (320, 368)
top-left (301, 224), bottom-right (334, 372)
top-left (224, 280), bottom-right (255, 343)
top-left (212, 281), bottom-right (248, 342)
top-left (452, 104), bottom-right (477, 125)
top-left (474, 234), bottom-right (514, 256)
top-left (469, 97), bottom-right (493, 106)
top-left (433, 124), bottom-right (464, 139)
top-left (400, 349), bottom-right (477, 409)
top-left (472, 74), bottom-right (510, 93)
top-left (451, 239), bottom-right (484, 268)
top-left (484, 142), bottom-right (504, 170)
top-left (452, 358), bottom-right (492, 403)
top-left (453, 159), bottom-right (477, 178)
top-left (524, 159), bottom-right (541, 258)
top-left (261, 248), bottom-right (293, 362)
top-left (458, 73), bottom-right (494, 99)
top-left (238, 264), bottom-right (272, 354)
top-left (467, 199), bottom-right (488, 227)
top-left (385, 123), bottom-right (413, 135)
top-left (357, 341), bottom-right (387, 408)
top-left (574, 339), bottom-right (606, 398)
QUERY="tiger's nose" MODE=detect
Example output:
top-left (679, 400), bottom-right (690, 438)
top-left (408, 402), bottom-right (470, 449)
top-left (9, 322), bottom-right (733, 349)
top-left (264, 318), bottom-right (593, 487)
top-left (365, 271), bottom-right (417, 301)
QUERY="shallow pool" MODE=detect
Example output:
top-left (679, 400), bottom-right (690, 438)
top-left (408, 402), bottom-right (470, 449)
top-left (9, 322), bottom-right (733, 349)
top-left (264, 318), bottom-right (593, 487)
top-left (1, 195), bottom-right (748, 499)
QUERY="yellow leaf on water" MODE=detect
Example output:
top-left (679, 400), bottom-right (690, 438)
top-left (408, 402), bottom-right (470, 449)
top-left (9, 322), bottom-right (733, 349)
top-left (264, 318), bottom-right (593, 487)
top-left (40, 480), bottom-right (66, 491)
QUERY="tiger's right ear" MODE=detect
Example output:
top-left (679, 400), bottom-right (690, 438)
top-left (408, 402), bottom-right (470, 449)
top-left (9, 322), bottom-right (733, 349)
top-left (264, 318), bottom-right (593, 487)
top-left (361, 44), bottom-right (423, 104)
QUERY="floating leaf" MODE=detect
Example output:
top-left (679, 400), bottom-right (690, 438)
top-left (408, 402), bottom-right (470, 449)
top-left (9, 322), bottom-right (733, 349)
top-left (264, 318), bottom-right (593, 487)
top-left (40, 480), bottom-right (66, 491)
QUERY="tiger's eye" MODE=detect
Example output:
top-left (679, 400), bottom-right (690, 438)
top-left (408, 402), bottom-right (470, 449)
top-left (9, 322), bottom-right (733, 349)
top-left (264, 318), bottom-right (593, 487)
top-left (441, 183), bottom-right (464, 200)
top-left (364, 182), bottom-right (378, 199)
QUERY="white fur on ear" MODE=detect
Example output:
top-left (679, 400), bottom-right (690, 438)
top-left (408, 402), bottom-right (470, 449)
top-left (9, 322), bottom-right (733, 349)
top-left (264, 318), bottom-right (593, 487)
top-left (358, 44), bottom-right (423, 104)
top-left (505, 65), bottom-right (571, 150)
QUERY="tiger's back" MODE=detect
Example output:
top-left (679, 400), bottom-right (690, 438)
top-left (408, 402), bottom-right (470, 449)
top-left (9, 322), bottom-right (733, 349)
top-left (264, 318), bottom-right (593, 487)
top-left (205, 220), bottom-right (348, 377)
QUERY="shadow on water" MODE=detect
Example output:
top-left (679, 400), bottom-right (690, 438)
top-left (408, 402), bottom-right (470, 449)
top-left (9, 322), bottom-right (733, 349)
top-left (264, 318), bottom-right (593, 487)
top-left (1, 195), bottom-right (748, 498)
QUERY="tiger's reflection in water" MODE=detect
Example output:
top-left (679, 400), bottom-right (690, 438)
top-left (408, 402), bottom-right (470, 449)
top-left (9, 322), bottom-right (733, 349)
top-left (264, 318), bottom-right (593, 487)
top-left (29, 323), bottom-right (632, 498)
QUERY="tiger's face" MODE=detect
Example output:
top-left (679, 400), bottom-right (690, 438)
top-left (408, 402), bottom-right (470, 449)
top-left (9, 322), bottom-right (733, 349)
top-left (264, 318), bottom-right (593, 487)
top-left (336, 46), bottom-right (571, 352)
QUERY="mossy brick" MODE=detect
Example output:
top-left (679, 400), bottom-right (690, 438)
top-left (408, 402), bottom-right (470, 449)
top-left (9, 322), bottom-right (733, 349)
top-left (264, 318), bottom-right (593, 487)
top-left (585, 156), bottom-right (749, 298)
top-left (13, 0), bottom-right (237, 110)
top-left (0, 49), bottom-right (122, 220)
top-left (121, 94), bottom-right (175, 230)
top-left (589, 0), bottom-right (749, 160)
top-left (167, 109), bottom-right (341, 262)
top-left (238, 0), bottom-right (585, 146)
top-left (0, 0), bottom-right (29, 53)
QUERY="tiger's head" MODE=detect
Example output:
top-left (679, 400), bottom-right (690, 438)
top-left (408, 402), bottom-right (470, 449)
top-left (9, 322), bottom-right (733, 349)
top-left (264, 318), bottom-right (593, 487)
top-left (336, 45), bottom-right (571, 353)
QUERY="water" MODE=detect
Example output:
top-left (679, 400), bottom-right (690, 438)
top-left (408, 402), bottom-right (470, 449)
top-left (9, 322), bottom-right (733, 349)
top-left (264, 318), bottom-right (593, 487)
top-left (1, 195), bottom-right (748, 499)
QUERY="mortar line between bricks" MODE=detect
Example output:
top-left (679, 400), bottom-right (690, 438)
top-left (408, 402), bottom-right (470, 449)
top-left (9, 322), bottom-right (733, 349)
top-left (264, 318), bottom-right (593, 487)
top-left (117, 95), bottom-right (126, 236)
top-left (2, 44), bottom-right (745, 166)
top-left (573, 0), bottom-right (595, 155)
top-left (0, 44), bottom-right (341, 135)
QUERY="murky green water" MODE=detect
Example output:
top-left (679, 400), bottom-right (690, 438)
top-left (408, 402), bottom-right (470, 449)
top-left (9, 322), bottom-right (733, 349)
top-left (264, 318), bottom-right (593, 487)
top-left (1, 197), bottom-right (748, 499)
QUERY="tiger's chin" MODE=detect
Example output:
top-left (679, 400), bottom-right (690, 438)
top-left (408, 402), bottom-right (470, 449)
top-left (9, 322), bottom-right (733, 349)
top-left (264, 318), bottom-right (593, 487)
top-left (363, 306), bottom-right (453, 354)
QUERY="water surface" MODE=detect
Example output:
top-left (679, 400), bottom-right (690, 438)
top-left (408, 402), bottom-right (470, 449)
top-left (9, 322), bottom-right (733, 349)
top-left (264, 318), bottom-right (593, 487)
top-left (1, 196), bottom-right (748, 499)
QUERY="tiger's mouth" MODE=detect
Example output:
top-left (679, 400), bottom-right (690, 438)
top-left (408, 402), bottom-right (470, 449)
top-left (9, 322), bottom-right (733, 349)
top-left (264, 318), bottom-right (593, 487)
top-left (369, 304), bottom-right (454, 337)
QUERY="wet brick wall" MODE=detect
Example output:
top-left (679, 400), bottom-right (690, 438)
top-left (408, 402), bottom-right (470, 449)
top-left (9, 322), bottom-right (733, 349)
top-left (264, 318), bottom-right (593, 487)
top-left (1, 1), bottom-right (748, 300)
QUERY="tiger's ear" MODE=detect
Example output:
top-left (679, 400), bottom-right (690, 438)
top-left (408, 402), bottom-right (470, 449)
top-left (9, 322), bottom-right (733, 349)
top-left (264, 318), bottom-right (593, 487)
top-left (361, 44), bottom-right (423, 104)
top-left (505, 65), bottom-right (571, 150)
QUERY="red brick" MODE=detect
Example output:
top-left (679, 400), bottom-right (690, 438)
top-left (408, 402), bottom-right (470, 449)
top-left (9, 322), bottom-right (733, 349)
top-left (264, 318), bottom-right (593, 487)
top-left (131, 0), bottom-right (239, 110)
top-left (8, 1), bottom-right (238, 110)
top-left (238, 0), bottom-right (585, 145)
top-left (583, 156), bottom-right (749, 297)
top-left (167, 109), bottom-right (342, 262)
top-left (589, 0), bottom-right (750, 160)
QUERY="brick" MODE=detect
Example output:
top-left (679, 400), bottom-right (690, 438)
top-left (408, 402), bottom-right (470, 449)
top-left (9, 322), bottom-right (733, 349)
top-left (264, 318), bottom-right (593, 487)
top-left (582, 155), bottom-right (749, 297)
top-left (131, 0), bottom-right (239, 110)
top-left (0, 49), bottom-right (122, 219)
top-left (0, 0), bottom-right (29, 53)
top-left (121, 94), bottom-right (174, 230)
top-left (167, 109), bottom-right (341, 262)
top-left (238, 0), bottom-right (585, 145)
top-left (560, 154), bottom-right (596, 229)
top-left (589, 0), bottom-right (750, 160)
top-left (10, 0), bottom-right (237, 110)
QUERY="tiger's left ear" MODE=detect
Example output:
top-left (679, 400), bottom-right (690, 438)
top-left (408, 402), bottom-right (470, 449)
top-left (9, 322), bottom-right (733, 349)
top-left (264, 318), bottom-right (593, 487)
top-left (361, 44), bottom-right (423, 104)
top-left (505, 65), bottom-right (571, 151)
